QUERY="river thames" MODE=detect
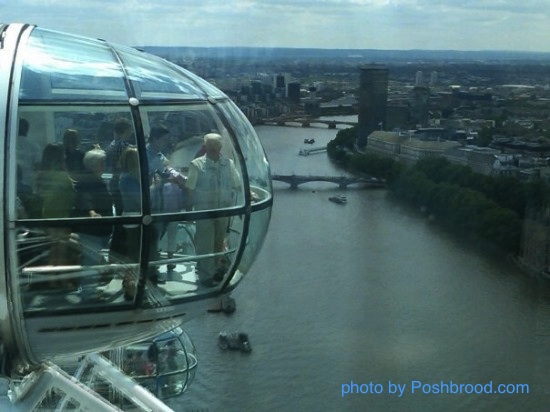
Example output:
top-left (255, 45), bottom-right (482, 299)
top-left (173, 122), bottom-right (550, 412)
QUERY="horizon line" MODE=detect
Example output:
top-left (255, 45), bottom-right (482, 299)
top-left (138, 45), bottom-right (550, 55)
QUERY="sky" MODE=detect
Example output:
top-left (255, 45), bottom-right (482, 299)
top-left (1, 0), bottom-right (550, 52)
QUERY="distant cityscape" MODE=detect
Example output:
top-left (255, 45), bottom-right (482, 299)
top-left (146, 46), bottom-right (550, 181)
top-left (144, 46), bottom-right (550, 277)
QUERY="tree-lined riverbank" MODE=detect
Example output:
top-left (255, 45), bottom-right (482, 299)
top-left (327, 126), bottom-right (549, 256)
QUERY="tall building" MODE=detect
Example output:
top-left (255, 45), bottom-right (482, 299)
top-left (409, 86), bottom-right (430, 127)
top-left (274, 74), bottom-right (285, 89)
top-left (287, 82), bottom-right (301, 104)
top-left (358, 64), bottom-right (389, 147)
top-left (415, 70), bottom-right (424, 86)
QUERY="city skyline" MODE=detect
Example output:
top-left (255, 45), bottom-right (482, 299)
top-left (1, 1), bottom-right (550, 52)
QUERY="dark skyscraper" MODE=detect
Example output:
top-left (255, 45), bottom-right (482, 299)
top-left (275, 74), bottom-right (286, 89)
top-left (410, 86), bottom-right (430, 127)
top-left (358, 64), bottom-right (388, 147)
top-left (287, 81), bottom-right (301, 104)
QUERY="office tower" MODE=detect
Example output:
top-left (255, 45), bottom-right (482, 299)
top-left (287, 82), bottom-right (301, 103)
top-left (415, 70), bottom-right (424, 86)
top-left (274, 74), bottom-right (285, 89)
top-left (358, 64), bottom-right (388, 146)
top-left (410, 86), bottom-right (430, 127)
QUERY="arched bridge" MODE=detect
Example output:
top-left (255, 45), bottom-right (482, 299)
top-left (260, 116), bottom-right (357, 128)
top-left (271, 174), bottom-right (385, 189)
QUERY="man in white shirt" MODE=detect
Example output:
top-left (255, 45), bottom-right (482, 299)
top-left (186, 133), bottom-right (241, 286)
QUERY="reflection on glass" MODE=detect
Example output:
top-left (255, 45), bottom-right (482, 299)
top-left (17, 224), bottom-right (141, 310)
top-left (119, 146), bottom-right (143, 220)
top-left (118, 46), bottom-right (205, 100)
top-left (218, 101), bottom-right (272, 192)
top-left (35, 143), bottom-right (76, 221)
top-left (137, 214), bottom-right (243, 299)
top-left (20, 28), bottom-right (126, 100)
top-left (237, 205), bottom-right (271, 277)
top-left (153, 105), bottom-right (221, 170)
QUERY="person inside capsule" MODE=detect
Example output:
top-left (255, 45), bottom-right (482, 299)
top-left (35, 144), bottom-right (77, 253)
top-left (73, 147), bottom-right (114, 298)
top-left (16, 120), bottom-right (244, 307)
top-left (9, 24), bottom-right (272, 318)
top-left (186, 133), bottom-right (241, 287)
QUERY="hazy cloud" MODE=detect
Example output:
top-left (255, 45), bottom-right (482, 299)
top-left (1, 0), bottom-right (549, 51)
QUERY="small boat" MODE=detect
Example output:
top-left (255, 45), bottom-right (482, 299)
top-left (329, 195), bottom-right (347, 204)
top-left (304, 138), bottom-right (315, 144)
top-left (218, 331), bottom-right (252, 353)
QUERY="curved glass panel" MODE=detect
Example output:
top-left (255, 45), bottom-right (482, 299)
top-left (138, 212), bottom-right (245, 304)
top-left (116, 46), bottom-right (206, 100)
top-left (15, 107), bottom-right (137, 216)
top-left (117, 327), bottom-right (197, 399)
top-left (14, 103), bottom-right (248, 311)
top-left (148, 104), bottom-right (246, 214)
top-left (19, 28), bottom-right (127, 101)
top-left (174, 67), bottom-right (227, 99)
top-left (217, 101), bottom-right (272, 193)
top-left (8, 26), bottom-right (270, 327)
top-left (233, 205), bottom-right (271, 285)
top-left (14, 105), bottom-right (143, 311)
top-left (146, 104), bottom-right (219, 170)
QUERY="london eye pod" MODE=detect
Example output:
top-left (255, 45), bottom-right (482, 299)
top-left (0, 23), bottom-right (272, 376)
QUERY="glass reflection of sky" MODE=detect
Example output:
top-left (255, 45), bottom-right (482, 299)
top-left (18, 27), bottom-right (213, 101)
top-left (118, 47), bottom-right (205, 99)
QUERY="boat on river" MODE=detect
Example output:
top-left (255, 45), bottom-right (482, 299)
top-left (304, 138), bottom-right (315, 144)
top-left (328, 195), bottom-right (347, 204)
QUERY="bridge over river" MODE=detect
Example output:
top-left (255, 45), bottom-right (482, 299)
top-left (271, 174), bottom-right (385, 189)
top-left (299, 146), bottom-right (327, 156)
top-left (259, 116), bottom-right (357, 129)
